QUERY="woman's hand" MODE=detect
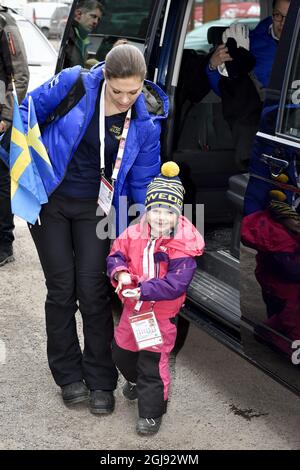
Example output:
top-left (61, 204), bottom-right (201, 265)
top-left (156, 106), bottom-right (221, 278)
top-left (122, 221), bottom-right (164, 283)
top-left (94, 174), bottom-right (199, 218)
top-left (115, 271), bottom-right (132, 293)
top-left (0, 120), bottom-right (8, 133)
top-left (209, 44), bottom-right (233, 70)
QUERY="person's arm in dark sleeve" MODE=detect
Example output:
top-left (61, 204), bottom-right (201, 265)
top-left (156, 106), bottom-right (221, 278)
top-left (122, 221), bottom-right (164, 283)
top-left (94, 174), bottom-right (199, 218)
top-left (106, 232), bottom-right (130, 287)
top-left (206, 63), bottom-right (221, 96)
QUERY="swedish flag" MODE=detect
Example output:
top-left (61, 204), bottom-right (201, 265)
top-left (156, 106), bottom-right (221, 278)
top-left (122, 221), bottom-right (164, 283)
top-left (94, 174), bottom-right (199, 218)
top-left (10, 92), bottom-right (48, 224)
top-left (27, 95), bottom-right (55, 181)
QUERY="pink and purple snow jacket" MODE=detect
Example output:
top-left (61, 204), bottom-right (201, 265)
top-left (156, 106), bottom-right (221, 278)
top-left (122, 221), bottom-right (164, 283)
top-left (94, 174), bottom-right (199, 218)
top-left (107, 215), bottom-right (205, 319)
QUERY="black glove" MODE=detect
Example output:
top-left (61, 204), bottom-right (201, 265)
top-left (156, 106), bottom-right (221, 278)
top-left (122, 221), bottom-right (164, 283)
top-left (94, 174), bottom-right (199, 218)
top-left (225, 37), bottom-right (256, 79)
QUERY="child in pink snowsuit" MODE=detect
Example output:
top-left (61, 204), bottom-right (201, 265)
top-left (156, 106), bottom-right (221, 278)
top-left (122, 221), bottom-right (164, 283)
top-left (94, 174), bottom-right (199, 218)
top-left (107, 162), bottom-right (204, 435)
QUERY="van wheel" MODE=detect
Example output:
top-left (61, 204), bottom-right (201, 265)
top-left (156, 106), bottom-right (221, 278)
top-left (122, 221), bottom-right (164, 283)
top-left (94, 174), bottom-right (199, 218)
top-left (41, 27), bottom-right (49, 38)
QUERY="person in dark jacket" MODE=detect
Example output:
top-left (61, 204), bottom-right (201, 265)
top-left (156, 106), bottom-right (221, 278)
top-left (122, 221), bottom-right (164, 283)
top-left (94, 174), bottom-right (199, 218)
top-left (0, 17), bottom-right (13, 120)
top-left (205, 0), bottom-right (290, 170)
top-left (0, 13), bottom-right (14, 267)
top-left (0, 7), bottom-right (29, 267)
top-left (64, 0), bottom-right (103, 69)
top-left (20, 44), bottom-right (168, 413)
top-left (207, 0), bottom-right (291, 95)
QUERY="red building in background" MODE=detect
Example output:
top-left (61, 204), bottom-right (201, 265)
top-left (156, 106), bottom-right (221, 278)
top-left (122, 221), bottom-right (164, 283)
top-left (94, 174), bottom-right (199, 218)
top-left (194, 1), bottom-right (260, 24)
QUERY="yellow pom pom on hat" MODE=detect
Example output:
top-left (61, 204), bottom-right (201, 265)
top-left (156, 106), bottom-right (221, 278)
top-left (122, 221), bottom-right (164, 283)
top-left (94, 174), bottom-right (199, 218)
top-left (145, 161), bottom-right (185, 215)
top-left (161, 161), bottom-right (180, 178)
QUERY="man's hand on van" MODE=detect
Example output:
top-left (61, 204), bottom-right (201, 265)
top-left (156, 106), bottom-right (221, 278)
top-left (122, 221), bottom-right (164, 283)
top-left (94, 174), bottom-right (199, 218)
top-left (209, 44), bottom-right (233, 70)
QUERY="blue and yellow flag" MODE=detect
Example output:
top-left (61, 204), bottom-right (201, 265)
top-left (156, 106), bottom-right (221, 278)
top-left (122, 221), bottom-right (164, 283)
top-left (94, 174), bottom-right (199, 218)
top-left (27, 95), bottom-right (55, 182)
top-left (10, 93), bottom-right (48, 224)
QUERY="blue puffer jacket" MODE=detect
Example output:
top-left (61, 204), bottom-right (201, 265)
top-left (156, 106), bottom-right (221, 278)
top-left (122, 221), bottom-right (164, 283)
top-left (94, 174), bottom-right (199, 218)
top-left (207, 16), bottom-right (277, 95)
top-left (19, 64), bottom-right (169, 233)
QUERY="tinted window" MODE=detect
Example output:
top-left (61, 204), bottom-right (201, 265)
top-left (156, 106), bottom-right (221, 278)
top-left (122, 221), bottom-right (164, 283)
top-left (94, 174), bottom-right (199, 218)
top-left (184, 17), bottom-right (258, 52)
top-left (96, 0), bottom-right (155, 38)
top-left (61, 0), bottom-right (156, 69)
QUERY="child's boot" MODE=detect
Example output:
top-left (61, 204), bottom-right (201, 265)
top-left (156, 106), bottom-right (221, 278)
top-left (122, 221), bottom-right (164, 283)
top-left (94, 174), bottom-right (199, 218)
top-left (122, 381), bottom-right (137, 400)
top-left (136, 416), bottom-right (162, 435)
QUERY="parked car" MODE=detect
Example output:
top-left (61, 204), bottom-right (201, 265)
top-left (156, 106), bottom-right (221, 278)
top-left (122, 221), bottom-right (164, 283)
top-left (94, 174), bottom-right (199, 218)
top-left (22, 1), bottom-right (66, 38)
top-left (0, 0), bottom-right (25, 14)
top-left (57, 0), bottom-right (300, 397)
top-left (12, 10), bottom-right (57, 91)
top-left (48, 4), bottom-right (71, 39)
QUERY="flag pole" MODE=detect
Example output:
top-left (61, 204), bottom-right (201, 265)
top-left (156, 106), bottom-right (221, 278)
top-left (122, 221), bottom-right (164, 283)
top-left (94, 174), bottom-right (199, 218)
top-left (11, 74), bottom-right (18, 104)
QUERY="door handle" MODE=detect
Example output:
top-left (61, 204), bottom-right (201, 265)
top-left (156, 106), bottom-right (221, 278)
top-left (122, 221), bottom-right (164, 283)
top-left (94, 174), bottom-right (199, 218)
top-left (260, 153), bottom-right (289, 177)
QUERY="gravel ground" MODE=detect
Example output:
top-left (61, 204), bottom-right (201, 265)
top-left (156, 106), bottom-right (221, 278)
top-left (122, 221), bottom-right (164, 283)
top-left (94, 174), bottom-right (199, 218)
top-left (0, 218), bottom-right (299, 450)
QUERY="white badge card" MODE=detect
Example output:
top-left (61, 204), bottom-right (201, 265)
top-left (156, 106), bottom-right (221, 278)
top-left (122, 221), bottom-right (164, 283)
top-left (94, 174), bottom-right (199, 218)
top-left (129, 311), bottom-right (163, 350)
top-left (98, 176), bottom-right (114, 215)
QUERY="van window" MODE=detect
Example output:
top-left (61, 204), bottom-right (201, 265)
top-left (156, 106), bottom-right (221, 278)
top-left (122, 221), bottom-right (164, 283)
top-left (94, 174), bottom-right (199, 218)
top-left (184, 17), bottom-right (258, 53)
top-left (185, 0), bottom-right (260, 52)
top-left (91, 0), bottom-right (155, 60)
top-left (96, 0), bottom-right (155, 39)
top-left (279, 27), bottom-right (300, 141)
top-left (61, 0), bottom-right (156, 69)
top-left (192, 0), bottom-right (260, 26)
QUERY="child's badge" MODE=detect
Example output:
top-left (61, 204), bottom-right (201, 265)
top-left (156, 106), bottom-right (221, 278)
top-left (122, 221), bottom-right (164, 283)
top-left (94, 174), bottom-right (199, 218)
top-left (129, 311), bottom-right (163, 350)
top-left (98, 175), bottom-right (114, 215)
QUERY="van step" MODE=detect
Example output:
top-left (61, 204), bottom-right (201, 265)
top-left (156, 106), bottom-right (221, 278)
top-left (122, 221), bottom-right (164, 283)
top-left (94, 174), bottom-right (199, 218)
top-left (197, 250), bottom-right (240, 288)
top-left (187, 270), bottom-right (241, 326)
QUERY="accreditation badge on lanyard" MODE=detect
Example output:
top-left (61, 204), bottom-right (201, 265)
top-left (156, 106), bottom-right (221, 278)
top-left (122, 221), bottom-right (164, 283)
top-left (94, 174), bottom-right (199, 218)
top-left (97, 81), bottom-right (132, 215)
top-left (129, 301), bottom-right (163, 350)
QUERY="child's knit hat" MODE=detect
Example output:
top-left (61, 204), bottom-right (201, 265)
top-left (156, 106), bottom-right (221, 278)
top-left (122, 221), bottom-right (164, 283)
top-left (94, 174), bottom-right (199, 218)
top-left (145, 162), bottom-right (185, 216)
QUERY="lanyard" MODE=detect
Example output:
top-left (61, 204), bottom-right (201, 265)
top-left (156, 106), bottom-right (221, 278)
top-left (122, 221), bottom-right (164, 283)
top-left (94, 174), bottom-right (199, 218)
top-left (133, 239), bottom-right (157, 313)
top-left (99, 81), bottom-right (132, 183)
top-left (142, 238), bottom-right (157, 279)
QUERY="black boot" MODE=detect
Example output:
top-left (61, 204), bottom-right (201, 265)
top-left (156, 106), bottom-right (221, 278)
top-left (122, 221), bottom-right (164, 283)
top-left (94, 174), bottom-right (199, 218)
top-left (61, 381), bottom-right (89, 405)
top-left (0, 245), bottom-right (14, 267)
top-left (122, 381), bottom-right (137, 400)
top-left (89, 390), bottom-right (115, 415)
top-left (136, 416), bottom-right (162, 435)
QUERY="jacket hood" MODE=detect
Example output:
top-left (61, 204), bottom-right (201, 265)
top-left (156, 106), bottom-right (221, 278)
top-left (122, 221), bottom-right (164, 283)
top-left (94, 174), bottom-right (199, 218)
top-left (142, 81), bottom-right (168, 118)
top-left (138, 214), bottom-right (205, 257)
top-left (166, 215), bottom-right (205, 257)
top-left (88, 63), bottom-right (168, 121)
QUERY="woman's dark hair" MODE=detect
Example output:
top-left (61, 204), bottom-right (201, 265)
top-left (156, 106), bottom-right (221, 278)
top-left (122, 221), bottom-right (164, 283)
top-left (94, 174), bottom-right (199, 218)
top-left (105, 44), bottom-right (146, 81)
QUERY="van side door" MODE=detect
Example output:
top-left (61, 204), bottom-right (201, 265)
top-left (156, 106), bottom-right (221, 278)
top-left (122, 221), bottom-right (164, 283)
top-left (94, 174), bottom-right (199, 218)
top-left (241, 0), bottom-right (300, 393)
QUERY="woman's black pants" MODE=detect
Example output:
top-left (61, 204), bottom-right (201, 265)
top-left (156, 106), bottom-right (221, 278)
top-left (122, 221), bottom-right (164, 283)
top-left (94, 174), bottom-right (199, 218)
top-left (29, 194), bottom-right (118, 390)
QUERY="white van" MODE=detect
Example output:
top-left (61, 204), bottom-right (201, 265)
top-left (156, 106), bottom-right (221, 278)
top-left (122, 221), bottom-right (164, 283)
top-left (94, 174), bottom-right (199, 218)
top-left (22, 2), bottom-right (65, 37)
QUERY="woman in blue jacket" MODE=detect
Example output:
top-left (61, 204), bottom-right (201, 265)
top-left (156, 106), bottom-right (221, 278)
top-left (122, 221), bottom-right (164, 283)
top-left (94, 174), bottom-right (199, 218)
top-left (20, 44), bottom-right (168, 414)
